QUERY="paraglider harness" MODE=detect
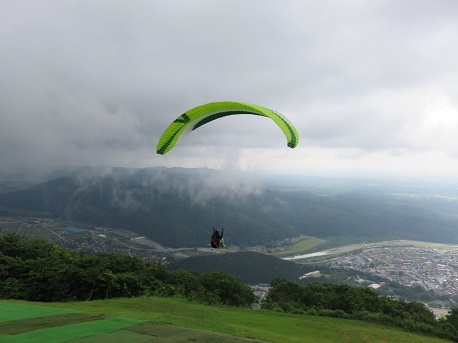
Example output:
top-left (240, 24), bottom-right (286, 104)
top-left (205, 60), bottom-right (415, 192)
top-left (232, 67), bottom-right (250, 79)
top-left (211, 227), bottom-right (224, 249)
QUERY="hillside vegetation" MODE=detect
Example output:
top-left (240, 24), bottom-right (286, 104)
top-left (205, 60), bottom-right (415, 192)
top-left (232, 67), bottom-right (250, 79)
top-left (168, 251), bottom-right (309, 284)
top-left (2, 232), bottom-right (458, 341)
top-left (0, 232), bottom-right (254, 306)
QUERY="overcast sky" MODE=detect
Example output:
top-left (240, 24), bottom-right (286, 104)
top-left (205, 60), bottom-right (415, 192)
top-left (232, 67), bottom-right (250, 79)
top-left (1, 0), bottom-right (458, 179)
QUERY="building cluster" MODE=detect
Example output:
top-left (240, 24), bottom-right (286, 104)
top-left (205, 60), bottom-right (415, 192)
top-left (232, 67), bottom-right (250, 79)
top-left (332, 246), bottom-right (458, 296)
top-left (249, 284), bottom-right (271, 309)
top-left (0, 216), bottom-right (165, 261)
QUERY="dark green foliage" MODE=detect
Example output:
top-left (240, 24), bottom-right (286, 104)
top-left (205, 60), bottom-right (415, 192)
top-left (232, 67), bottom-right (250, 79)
top-left (156, 269), bottom-right (255, 306)
top-left (444, 309), bottom-right (458, 331)
top-left (0, 233), bottom-right (163, 301)
top-left (168, 252), bottom-right (312, 284)
top-left (199, 271), bottom-right (255, 306)
top-left (0, 233), bottom-right (253, 307)
top-left (264, 279), bottom-right (458, 341)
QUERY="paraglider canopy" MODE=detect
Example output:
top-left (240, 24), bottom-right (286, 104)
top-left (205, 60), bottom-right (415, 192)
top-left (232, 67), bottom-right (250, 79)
top-left (156, 101), bottom-right (299, 155)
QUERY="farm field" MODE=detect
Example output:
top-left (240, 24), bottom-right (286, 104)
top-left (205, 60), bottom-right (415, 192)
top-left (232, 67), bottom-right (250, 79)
top-left (1, 298), bottom-right (450, 343)
top-left (269, 236), bottom-right (325, 257)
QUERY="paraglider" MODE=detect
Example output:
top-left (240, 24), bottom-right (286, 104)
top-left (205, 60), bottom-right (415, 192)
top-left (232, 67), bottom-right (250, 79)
top-left (156, 101), bottom-right (299, 250)
top-left (156, 101), bottom-right (299, 155)
top-left (211, 227), bottom-right (224, 249)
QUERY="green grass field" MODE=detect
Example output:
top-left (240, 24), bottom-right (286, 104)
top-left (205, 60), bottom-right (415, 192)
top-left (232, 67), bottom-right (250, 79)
top-left (1, 298), bottom-right (450, 343)
top-left (0, 302), bottom-right (79, 322)
top-left (269, 236), bottom-right (324, 257)
top-left (0, 301), bottom-right (145, 343)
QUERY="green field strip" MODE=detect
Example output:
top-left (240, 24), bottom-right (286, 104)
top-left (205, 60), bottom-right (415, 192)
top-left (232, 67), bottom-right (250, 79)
top-left (0, 301), bottom-right (79, 323)
top-left (70, 329), bottom-right (153, 343)
top-left (0, 317), bottom-right (144, 343)
top-left (0, 313), bottom-right (107, 335)
top-left (3, 298), bottom-right (449, 343)
top-left (127, 323), bottom-right (267, 342)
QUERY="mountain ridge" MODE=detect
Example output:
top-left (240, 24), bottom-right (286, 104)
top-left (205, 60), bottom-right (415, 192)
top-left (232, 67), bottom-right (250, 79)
top-left (1, 166), bottom-right (458, 247)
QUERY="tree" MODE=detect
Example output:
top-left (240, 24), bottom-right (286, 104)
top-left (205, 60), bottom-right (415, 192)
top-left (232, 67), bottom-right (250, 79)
top-left (199, 271), bottom-right (255, 306)
top-left (445, 308), bottom-right (458, 331)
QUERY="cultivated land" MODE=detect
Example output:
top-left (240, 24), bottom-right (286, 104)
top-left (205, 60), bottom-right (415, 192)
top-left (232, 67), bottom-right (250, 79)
top-left (0, 298), bottom-right (450, 343)
top-left (269, 236), bottom-right (325, 257)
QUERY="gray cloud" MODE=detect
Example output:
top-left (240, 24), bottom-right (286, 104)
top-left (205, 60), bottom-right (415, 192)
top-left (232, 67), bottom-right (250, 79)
top-left (1, 0), bottom-right (458, 177)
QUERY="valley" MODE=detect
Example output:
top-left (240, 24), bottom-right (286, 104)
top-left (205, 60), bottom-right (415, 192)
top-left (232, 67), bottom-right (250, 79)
top-left (4, 215), bottom-right (458, 306)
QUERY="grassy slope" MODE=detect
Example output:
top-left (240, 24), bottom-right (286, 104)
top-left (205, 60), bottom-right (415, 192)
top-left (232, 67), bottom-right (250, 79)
top-left (269, 236), bottom-right (324, 257)
top-left (7, 297), bottom-right (449, 343)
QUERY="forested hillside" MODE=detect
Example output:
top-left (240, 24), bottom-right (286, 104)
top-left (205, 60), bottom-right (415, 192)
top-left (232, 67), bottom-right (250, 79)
top-left (169, 251), bottom-right (312, 284)
top-left (1, 167), bottom-right (458, 247)
top-left (2, 232), bottom-right (458, 342)
top-left (0, 232), bottom-right (254, 306)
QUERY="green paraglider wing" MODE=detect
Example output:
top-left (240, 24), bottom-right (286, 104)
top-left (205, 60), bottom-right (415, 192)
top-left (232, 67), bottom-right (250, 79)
top-left (156, 101), bottom-right (299, 155)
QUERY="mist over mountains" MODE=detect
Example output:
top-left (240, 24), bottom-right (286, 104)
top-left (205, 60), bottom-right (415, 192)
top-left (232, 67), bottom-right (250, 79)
top-left (1, 166), bottom-right (458, 247)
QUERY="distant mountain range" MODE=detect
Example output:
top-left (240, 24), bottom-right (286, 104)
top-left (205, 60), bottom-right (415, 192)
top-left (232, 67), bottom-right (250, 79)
top-left (1, 166), bottom-right (458, 247)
